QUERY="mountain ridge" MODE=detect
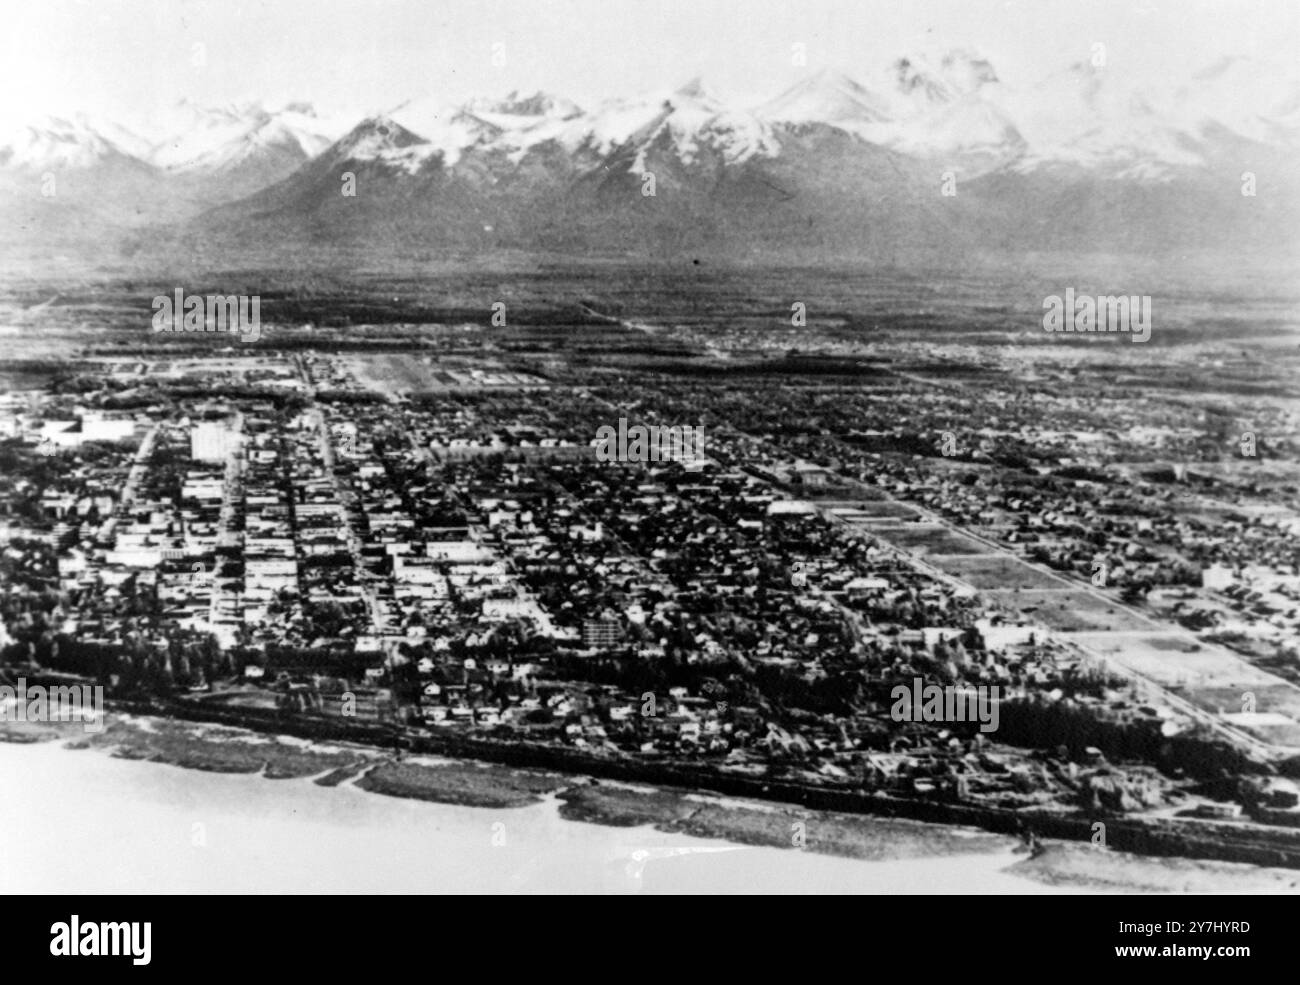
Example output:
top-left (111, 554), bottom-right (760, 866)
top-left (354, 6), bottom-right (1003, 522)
top-left (5, 51), bottom-right (1297, 268)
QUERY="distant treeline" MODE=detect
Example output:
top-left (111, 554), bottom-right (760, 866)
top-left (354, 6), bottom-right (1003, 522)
top-left (163, 386), bottom-right (307, 408)
top-left (315, 391), bottom-right (390, 404)
top-left (0, 360), bottom-right (91, 376)
top-left (998, 697), bottom-right (1256, 780)
top-left (243, 296), bottom-right (610, 328)
top-left (617, 356), bottom-right (894, 378)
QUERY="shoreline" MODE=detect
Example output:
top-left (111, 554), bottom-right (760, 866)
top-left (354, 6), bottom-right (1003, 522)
top-left (100, 696), bottom-right (1300, 871)
top-left (5, 713), bottom-right (1300, 892)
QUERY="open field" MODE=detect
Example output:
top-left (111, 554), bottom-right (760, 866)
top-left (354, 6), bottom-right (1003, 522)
top-left (1065, 631), bottom-right (1281, 689)
top-left (1217, 710), bottom-right (1300, 747)
top-left (929, 554), bottom-right (1064, 589)
top-left (829, 502), bottom-right (924, 521)
top-left (983, 588), bottom-right (1157, 633)
top-left (870, 524), bottom-right (998, 557)
top-left (1063, 631), bottom-right (1300, 747)
top-left (347, 353), bottom-right (441, 392)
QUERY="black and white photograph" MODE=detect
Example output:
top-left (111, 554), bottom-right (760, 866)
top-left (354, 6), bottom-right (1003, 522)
top-left (0, 0), bottom-right (1297, 938)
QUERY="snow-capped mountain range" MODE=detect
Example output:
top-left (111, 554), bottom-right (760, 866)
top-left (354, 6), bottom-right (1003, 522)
top-left (0, 100), bottom-right (346, 174)
top-left (7, 49), bottom-right (1296, 182)
top-left (4, 49), bottom-right (1297, 263)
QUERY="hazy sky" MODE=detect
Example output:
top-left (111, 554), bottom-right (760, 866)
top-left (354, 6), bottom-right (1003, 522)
top-left (3, 0), bottom-right (1297, 122)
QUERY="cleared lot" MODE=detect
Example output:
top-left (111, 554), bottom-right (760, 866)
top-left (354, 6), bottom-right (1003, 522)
top-left (929, 554), bottom-right (1062, 589)
top-left (983, 588), bottom-right (1154, 633)
top-left (871, 524), bottom-right (997, 558)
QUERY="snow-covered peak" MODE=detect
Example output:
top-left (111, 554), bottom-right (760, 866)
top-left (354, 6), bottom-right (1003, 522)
top-left (544, 95), bottom-right (670, 158)
top-left (881, 95), bottom-right (1025, 165)
top-left (332, 115), bottom-right (422, 158)
top-left (994, 63), bottom-right (1207, 176)
top-left (1169, 55), bottom-right (1300, 144)
top-left (754, 61), bottom-right (1021, 165)
top-left (562, 83), bottom-right (777, 171)
top-left (144, 99), bottom-right (348, 172)
top-left (756, 69), bottom-right (893, 129)
top-left (380, 95), bottom-right (523, 168)
top-left (0, 114), bottom-right (139, 170)
top-left (13, 50), bottom-right (1293, 190)
top-left (660, 90), bottom-right (777, 169)
top-left (449, 90), bottom-right (587, 151)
